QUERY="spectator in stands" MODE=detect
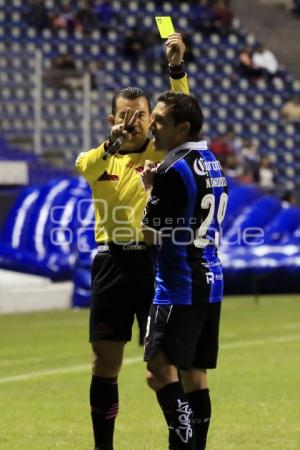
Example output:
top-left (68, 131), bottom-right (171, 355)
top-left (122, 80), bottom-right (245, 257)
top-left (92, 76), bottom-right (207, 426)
top-left (282, 96), bottom-right (300, 122)
top-left (53, 53), bottom-right (76, 70)
top-left (74, 1), bottom-right (96, 34)
top-left (238, 46), bottom-right (264, 80)
top-left (258, 155), bottom-right (275, 191)
top-left (94, 0), bottom-right (115, 33)
top-left (223, 127), bottom-right (242, 155)
top-left (193, 0), bottom-right (234, 35)
top-left (211, 0), bottom-right (234, 34)
top-left (223, 153), bottom-right (243, 179)
top-left (239, 167), bottom-right (255, 185)
top-left (252, 44), bottom-right (278, 80)
top-left (238, 47), bottom-right (254, 77)
top-left (123, 27), bottom-right (146, 59)
top-left (25, 0), bottom-right (50, 31)
top-left (210, 128), bottom-right (241, 165)
top-left (240, 138), bottom-right (260, 178)
top-left (46, 53), bottom-right (81, 89)
top-left (88, 60), bottom-right (104, 92)
top-left (191, 0), bottom-right (216, 34)
top-left (210, 133), bottom-right (233, 165)
top-left (51, 1), bottom-right (75, 33)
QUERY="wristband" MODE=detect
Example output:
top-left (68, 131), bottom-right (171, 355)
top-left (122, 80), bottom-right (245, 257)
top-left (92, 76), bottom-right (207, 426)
top-left (169, 60), bottom-right (185, 79)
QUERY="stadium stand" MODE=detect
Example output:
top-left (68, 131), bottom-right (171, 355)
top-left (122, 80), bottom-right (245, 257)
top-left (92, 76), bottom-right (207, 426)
top-left (1, 177), bottom-right (299, 303)
top-left (0, 0), bottom-right (299, 306)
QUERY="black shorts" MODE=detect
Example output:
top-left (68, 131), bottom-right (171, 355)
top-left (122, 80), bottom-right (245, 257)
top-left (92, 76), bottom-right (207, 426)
top-left (144, 302), bottom-right (221, 370)
top-left (90, 243), bottom-right (155, 343)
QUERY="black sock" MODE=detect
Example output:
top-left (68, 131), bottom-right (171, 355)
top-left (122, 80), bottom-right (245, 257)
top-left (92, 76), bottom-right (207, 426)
top-left (186, 389), bottom-right (211, 450)
top-left (156, 382), bottom-right (195, 450)
top-left (90, 376), bottom-right (119, 450)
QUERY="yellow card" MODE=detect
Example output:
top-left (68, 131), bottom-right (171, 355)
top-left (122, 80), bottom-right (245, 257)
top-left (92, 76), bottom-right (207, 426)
top-left (155, 16), bottom-right (175, 39)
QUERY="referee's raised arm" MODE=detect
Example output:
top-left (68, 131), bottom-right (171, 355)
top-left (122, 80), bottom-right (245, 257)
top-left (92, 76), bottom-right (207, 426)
top-left (167, 33), bottom-right (190, 95)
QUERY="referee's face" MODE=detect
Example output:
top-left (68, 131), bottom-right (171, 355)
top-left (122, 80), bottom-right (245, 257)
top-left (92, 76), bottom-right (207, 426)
top-left (113, 96), bottom-right (151, 151)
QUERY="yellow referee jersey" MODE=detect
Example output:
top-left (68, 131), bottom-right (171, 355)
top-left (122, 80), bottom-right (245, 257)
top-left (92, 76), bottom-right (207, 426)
top-left (76, 75), bottom-right (189, 243)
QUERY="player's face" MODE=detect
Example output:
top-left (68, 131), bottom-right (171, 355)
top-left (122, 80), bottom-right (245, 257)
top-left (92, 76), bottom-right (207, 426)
top-left (150, 101), bottom-right (182, 151)
top-left (114, 96), bottom-right (151, 151)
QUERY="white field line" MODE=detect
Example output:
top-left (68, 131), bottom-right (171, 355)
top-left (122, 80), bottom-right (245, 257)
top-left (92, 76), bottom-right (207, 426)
top-left (281, 323), bottom-right (300, 330)
top-left (0, 356), bottom-right (141, 384)
top-left (1, 323), bottom-right (298, 369)
top-left (220, 333), bottom-right (300, 349)
top-left (1, 334), bottom-right (300, 384)
top-left (0, 356), bottom-right (71, 367)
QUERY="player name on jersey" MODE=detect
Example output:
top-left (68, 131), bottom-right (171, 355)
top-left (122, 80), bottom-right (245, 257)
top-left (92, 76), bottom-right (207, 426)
top-left (206, 176), bottom-right (227, 188)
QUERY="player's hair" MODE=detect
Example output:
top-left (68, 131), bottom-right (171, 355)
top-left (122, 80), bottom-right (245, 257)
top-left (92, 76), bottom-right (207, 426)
top-left (111, 87), bottom-right (151, 115)
top-left (157, 91), bottom-right (203, 137)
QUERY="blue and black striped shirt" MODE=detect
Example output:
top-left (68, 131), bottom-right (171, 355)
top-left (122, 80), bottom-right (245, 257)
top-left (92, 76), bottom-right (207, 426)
top-left (143, 140), bottom-right (228, 305)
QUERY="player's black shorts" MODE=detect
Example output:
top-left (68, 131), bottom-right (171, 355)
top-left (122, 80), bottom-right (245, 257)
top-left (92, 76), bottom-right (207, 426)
top-left (144, 301), bottom-right (221, 370)
top-left (90, 243), bottom-right (155, 343)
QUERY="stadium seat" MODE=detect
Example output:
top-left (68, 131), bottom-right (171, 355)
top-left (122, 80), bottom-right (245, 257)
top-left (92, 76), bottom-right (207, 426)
top-left (263, 206), bottom-right (300, 244)
top-left (223, 195), bottom-right (282, 246)
top-left (222, 185), bottom-right (263, 235)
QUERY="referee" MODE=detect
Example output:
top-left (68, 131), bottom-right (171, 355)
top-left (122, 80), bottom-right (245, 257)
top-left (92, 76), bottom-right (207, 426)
top-left (142, 91), bottom-right (228, 449)
top-left (75, 34), bottom-right (189, 450)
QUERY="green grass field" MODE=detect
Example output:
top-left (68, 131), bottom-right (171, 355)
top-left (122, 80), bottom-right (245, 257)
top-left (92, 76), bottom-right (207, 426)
top-left (1, 295), bottom-right (300, 450)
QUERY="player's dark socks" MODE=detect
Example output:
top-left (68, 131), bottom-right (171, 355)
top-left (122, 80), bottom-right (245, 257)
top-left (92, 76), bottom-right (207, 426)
top-left (156, 382), bottom-right (195, 449)
top-left (186, 388), bottom-right (211, 450)
top-left (90, 376), bottom-right (119, 450)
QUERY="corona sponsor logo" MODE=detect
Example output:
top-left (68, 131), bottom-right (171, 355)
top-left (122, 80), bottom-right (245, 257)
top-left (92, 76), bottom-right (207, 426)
top-left (193, 158), bottom-right (207, 176)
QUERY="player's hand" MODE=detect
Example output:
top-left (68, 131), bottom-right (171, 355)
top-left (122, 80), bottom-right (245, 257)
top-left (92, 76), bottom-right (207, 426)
top-left (109, 108), bottom-right (139, 142)
top-left (166, 33), bottom-right (185, 66)
top-left (142, 160), bottom-right (157, 190)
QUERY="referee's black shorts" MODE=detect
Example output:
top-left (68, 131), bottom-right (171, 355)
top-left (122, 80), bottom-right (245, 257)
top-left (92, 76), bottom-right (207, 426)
top-left (90, 243), bottom-right (155, 343)
top-left (144, 301), bottom-right (221, 370)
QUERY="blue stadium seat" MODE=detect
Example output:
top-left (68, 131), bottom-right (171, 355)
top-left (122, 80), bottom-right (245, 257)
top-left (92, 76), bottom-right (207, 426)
top-left (263, 206), bottom-right (300, 244)
top-left (222, 185), bottom-right (262, 235)
top-left (224, 196), bottom-right (282, 246)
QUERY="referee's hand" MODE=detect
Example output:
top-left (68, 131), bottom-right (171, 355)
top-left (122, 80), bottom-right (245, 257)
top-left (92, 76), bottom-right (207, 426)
top-left (166, 33), bottom-right (185, 66)
top-left (109, 107), bottom-right (139, 143)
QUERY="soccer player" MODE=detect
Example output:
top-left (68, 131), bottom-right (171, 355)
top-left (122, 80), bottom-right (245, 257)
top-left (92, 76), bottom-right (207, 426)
top-left (142, 91), bottom-right (228, 450)
top-left (75, 34), bottom-right (189, 450)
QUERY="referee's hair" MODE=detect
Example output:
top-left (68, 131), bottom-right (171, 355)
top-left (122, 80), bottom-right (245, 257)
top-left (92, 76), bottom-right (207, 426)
top-left (157, 91), bottom-right (203, 136)
top-left (112, 87), bottom-right (151, 115)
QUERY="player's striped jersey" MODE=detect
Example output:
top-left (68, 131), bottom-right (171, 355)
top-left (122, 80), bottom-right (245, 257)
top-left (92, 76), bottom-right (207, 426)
top-left (75, 75), bottom-right (189, 243)
top-left (143, 141), bottom-right (228, 305)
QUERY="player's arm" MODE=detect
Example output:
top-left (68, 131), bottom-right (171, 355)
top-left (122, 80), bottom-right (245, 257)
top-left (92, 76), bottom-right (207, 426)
top-left (142, 167), bottom-right (187, 245)
top-left (166, 33), bottom-right (189, 95)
